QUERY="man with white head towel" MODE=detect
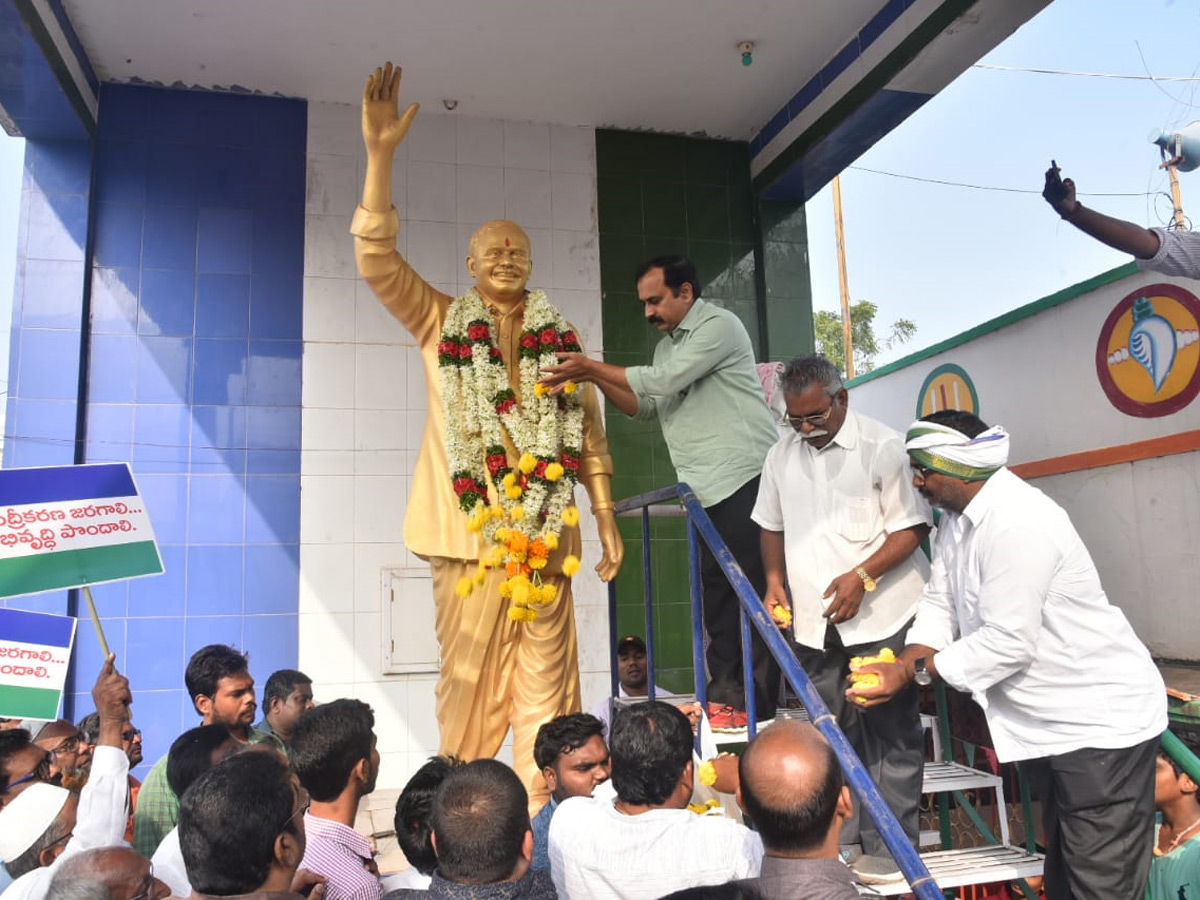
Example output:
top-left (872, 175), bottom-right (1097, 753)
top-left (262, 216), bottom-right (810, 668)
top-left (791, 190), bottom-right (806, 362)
top-left (850, 409), bottom-right (1167, 900)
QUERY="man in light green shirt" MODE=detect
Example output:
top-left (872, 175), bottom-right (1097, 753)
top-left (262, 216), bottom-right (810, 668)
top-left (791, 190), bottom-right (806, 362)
top-left (541, 255), bottom-right (778, 731)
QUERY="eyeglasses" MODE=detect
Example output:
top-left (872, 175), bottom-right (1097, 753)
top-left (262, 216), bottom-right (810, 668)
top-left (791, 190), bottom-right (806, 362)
top-left (122, 728), bottom-right (141, 742)
top-left (910, 464), bottom-right (935, 482)
top-left (130, 864), bottom-right (157, 900)
top-left (49, 734), bottom-right (81, 757)
top-left (779, 405), bottom-right (836, 429)
top-left (1, 753), bottom-right (53, 798)
top-left (281, 788), bottom-right (311, 834)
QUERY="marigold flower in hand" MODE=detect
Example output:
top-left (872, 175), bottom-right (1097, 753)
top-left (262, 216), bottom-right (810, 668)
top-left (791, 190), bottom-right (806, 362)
top-left (770, 604), bottom-right (792, 627)
top-left (563, 555), bottom-right (581, 576)
top-left (519, 452), bottom-right (538, 474)
top-left (561, 506), bottom-right (580, 527)
top-left (848, 648), bottom-right (897, 696)
top-left (698, 760), bottom-right (717, 787)
top-left (544, 462), bottom-right (565, 482)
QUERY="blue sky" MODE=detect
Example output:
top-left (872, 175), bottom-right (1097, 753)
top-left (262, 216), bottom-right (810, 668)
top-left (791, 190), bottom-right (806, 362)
top-left (807, 0), bottom-right (1200, 366)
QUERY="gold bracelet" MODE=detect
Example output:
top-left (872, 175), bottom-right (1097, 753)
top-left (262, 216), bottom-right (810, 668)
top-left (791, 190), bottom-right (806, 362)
top-left (591, 502), bottom-right (616, 513)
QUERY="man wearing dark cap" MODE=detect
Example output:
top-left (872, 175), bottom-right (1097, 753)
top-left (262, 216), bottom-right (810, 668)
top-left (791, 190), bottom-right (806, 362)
top-left (590, 636), bottom-right (675, 734)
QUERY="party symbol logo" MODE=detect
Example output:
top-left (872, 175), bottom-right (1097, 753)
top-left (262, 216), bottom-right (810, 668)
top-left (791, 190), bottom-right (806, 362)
top-left (1096, 283), bottom-right (1200, 417)
top-left (916, 363), bottom-right (979, 419)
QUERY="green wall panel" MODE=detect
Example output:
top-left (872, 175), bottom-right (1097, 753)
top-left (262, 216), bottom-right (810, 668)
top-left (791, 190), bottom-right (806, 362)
top-left (595, 128), bottom-right (813, 690)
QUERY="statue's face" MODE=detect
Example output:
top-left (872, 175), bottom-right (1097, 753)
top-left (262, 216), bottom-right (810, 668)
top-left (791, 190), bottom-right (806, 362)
top-left (468, 221), bottom-right (532, 301)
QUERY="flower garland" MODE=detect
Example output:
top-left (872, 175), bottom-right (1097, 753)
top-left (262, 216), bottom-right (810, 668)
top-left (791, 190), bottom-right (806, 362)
top-left (439, 288), bottom-right (586, 622)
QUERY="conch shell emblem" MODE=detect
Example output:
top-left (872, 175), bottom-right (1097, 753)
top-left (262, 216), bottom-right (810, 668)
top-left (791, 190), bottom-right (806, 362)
top-left (1128, 297), bottom-right (1177, 392)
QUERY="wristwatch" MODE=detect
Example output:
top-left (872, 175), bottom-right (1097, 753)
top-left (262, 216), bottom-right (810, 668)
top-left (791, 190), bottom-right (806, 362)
top-left (854, 566), bottom-right (877, 593)
top-left (913, 657), bottom-right (933, 687)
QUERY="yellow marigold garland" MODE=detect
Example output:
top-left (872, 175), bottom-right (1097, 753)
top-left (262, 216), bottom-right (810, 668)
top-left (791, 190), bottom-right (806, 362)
top-left (439, 288), bottom-right (587, 623)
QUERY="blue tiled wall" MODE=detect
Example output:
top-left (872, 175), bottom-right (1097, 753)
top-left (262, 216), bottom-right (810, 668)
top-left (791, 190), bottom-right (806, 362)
top-left (6, 84), bottom-right (307, 777)
top-left (2, 139), bottom-right (91, 631)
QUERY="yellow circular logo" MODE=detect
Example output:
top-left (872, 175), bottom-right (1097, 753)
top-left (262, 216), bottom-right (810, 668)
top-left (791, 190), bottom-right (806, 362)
top-left (1097, 283), bottom-right (1200, 417)
top-left (916, 364), bottom-right (979, 418)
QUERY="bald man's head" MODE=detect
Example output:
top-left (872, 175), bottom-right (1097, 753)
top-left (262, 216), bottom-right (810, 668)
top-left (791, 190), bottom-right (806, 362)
top-left (737, 722), bottom-right (848, 856)
top-left (50, 846), bottom-right (169, 900)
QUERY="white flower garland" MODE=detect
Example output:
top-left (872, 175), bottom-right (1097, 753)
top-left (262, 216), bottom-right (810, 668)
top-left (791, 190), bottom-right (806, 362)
top-left (439, 288), bottom-right (586, 620)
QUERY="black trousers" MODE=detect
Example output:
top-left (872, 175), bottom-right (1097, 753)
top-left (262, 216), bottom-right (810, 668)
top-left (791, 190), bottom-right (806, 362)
top-left (793, 621), bottom-right (923, 857)
top-left (699, 476), bottom-right (779, 718)
top-left (1020, 735), bottom-right (1158, 900)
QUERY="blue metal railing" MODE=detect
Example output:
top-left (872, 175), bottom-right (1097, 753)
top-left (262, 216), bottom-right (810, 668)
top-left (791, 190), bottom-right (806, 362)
top-left (608, 483), bottom-right (940, 900)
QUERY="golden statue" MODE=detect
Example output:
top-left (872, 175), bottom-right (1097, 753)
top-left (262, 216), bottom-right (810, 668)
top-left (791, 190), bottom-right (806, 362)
top-left (352, 62), bottom-right (624, 806)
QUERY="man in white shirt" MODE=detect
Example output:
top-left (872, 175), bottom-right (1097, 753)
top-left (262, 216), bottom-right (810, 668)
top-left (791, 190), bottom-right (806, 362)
top-left (0, 655), bottom-right (133, 900)
top-left (548, 701), bottom-right (762, 899)
top-left (853, 410), bottom-right (1167, 900)
top-left (751, 355), bottom-right (932, 878)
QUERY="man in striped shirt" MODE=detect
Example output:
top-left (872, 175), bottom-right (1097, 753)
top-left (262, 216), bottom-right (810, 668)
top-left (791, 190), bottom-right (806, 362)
top-left (293, 700), bottom-right (382, 900)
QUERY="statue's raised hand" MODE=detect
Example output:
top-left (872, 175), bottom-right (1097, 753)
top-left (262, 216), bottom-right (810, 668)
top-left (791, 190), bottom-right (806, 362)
top-left (362, 61), bottom-right (419, 157)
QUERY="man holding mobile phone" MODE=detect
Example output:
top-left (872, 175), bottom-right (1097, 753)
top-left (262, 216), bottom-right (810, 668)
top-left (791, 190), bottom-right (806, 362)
top-left (1043, 160), bottom-right (1200, 277)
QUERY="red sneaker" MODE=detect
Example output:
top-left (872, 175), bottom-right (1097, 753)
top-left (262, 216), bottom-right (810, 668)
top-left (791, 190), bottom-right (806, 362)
top-left (706, 702), bottom-right (748, 733)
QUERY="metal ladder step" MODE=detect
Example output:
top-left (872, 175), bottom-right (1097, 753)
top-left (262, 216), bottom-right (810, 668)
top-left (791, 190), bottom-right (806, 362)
top-left (870, 845), bottom-right (1044, 895)
top-left (922, 760), bottom-right (1003, 794)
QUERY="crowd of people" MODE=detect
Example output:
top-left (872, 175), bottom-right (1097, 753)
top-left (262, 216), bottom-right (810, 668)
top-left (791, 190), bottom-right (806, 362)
top-left (3, 633), bottom-right (1189, 900)
top-left (0, 640), bottom-right (870, 900)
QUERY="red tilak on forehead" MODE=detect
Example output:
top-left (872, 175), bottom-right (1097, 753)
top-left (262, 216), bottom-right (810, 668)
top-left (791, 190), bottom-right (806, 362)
top-left (505, 237), bottom-right (511, 247)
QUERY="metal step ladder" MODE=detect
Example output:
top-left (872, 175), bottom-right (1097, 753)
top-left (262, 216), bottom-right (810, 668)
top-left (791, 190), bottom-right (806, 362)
top-left (872, 714), bottom-right (1043, 895)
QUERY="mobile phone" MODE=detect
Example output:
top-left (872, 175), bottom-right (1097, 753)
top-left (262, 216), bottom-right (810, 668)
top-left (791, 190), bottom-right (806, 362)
top-left (1044, 159), bottom-right (1068, 204)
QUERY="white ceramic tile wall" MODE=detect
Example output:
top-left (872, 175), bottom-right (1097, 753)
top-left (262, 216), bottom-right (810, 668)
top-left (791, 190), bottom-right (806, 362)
top-left (301, 102), bottom-right (607, 789)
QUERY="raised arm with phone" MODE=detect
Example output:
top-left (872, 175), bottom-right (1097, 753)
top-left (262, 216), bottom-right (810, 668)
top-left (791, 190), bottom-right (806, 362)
top-left (1043, 160), bottom-right (1200, 277)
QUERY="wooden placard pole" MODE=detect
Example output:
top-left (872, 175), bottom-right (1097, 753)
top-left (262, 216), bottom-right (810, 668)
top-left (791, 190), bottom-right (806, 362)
top-left (81, 585), bottom-right (111, 659)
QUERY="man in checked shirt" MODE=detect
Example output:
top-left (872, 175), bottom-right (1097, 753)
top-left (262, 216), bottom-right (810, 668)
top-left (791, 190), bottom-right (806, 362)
top-left (293, 700), bottom-right (383, 900)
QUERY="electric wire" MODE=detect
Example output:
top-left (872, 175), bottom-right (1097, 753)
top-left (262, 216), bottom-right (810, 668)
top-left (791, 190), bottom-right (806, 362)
top-left (845, 165), bottom-right (1157, 197)
top-left (972, 63), bottom-right (1200, 82)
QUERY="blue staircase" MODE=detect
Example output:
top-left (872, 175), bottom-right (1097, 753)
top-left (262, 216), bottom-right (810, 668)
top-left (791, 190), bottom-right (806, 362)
top-left (606, 483), bottom-right (1046, 898)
